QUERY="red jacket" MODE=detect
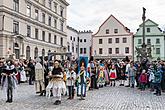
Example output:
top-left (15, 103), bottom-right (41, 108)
top-left (139, 73), bottom-right (148, 83)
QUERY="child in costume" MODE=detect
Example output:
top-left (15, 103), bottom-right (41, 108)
top-left (139, 70), bottom-right (148, 91)
top-left (66, 67), bottom-right (76, 99)
top-left (77, 62), bottom-right (88, 100)
top-left (97, 64), bottom-right (105, 88)
top-left (109, 65), bottom-right (117, 87)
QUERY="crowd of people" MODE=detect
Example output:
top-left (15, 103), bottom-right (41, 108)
top-left (0, 56), bottom-right (165, 105)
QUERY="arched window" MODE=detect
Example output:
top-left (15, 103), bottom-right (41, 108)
top-left (26, 46), bottom-right (30, 60)
top-left (42, 48), bottom-right (45, 56)
top-left (14, 43), bottom-right (19, 59)
top-left (34, 47), bottom-right (38, 59)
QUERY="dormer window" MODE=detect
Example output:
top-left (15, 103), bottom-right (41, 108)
top-left (114, 29), bottom-right (118, 34)
top-left (106, 29), bottom-right (109, 34)
top-left (147, 28), bottom-right (150, 33)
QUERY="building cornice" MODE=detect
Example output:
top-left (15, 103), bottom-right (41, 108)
top-left (67, 26), bottom-right (78, 33)
top-left (93, 34), bottom-right (133, 38)
top-left (25, 0), bottom-right (67, 20)
top-left (134, 34), bottom-right (165, 37)
top-left (0, 5), bottom-right (67, 36)
top-left (59, 0), bottom-right (70, 6)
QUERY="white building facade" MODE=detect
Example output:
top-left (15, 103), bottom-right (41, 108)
top-left (79, 31), bottom-right (92, 58)
top-left (67, 26), bottom-right (92, 59)
top-left (92, 15), bottom-right (133, 60)
top-left (0, 0), bottom-right (69, 60)
top-left (67, 26), bottom-right (78, 60)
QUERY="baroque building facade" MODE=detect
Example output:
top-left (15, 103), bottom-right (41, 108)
top-left (92, 15), bottom-right (133, 60)
top-left (134, 19), bottom-right (165, 61)
top-left (0, 0), bottom-right (69, 60)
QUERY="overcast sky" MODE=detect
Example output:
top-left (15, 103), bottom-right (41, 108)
top-left (66, 0), bottom-right (165, 34)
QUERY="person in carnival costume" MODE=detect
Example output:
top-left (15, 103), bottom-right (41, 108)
top-left (97, 64), bottom-right (105, 88)
top-left (77, 58), bottom-right (89, 100)
top-left (1, 59), bottom-right (17, 103)
top-left (46, 60), bottom-right (66, 105)
top-left (109, 65), bottom-right (117, 87)
top-left (35, 57), bottom-right (45, 96)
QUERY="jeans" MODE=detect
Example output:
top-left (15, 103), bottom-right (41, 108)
top-left (155, 83), bottom-right (161, 95)
top-left (68, 86), bottom-right (74, 98)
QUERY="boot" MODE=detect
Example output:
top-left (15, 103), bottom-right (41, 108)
top-left (110, 83), bottom-right (112, 86)
top-left (131, 84), bottom-right (134, 88)
top-left (113, 83), bottom-right (115, 87)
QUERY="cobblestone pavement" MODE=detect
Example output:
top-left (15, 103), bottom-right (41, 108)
top-left (1, 82), bottom-right (165, 110)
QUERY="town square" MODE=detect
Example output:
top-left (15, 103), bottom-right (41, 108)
top-left (0, 0), bottom-right (165, 110)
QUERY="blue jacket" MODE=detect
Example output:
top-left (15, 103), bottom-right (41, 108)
top-left (154, 69), bottom-right (162, 83)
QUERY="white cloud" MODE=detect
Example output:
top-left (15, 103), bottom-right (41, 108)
top-left (67, 0), bottom-right (165, 33)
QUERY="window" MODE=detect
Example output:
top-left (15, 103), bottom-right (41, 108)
top-left (42, 13), bottom-right (45, 23)
top-left (68, 45), bottom-right (70, 52)
top-left (108, 48), bottom-right (112, 54)
top-left (13, 0), bottom-right (19, 12)
top-left (54, 35), bottom-right (57, 44)
top-left (42, 31), bottom-right (45, 41)
top-left (108, 38), bottom-right (112, 43)
top-left (114, 29), bottom-right (118, 34)
top-left (60, 6), bottom-right (64, 17)
top-left (35, 28), bottom-right (38, 39)
top-left (48, 0), bottom-right (52, 9)
top-left (156, 38), bottom-right (160, 44)
top-left (34, 47), bottom-right (38, 58)
top-left (13, 21), bottom-right (19, 34)
top-left (70, 36), bottom-right (72, 40)
top-left (54, 18), bottom-right (57, 28)
top-left (115, 48), bottom-right (119, 54)
top-left (147, 39), bottom-right (151, 44)
top-left (84, 39), bottom-right (86, 42)
top-left (54, 2), bottom-right (58, 12)
top-left (106, 29), bottom-right (109, 34)
top-left (99, 39), bottom-right (102, 44)
top-left (76, 46), bottom-right (78, 53)
top-left (72, 43), bottom-right (74, 52)
top-left (60, 37), bottom-right (63, 46)
top-left (125, 47), bottom-right (129, 54)
top-left (147, 28), bottom-right (150, 33)
top-left (123, 38), bottom-right (127, 43)
top-left (156, 48), bottom-right (160, 54)
top-left (84, 48), bottom-right (86, 54)
top-left (138, 39), bottom-right (142, 44)
top-left (26, 46), bottom-right (30, 60)
top-left (48, 16), bottom-right (51, 26)
top-left (80, 39), bottom-right (82, 42)
top-left (27, 25), bottom-right (31, 37)
top-left (80, 48), bottom-right (83, 54)
top-left (99, 48), bottom-right (103, 54)
top-left (74, 37), bottom-right (75, 41)
top-left (48, 33), bottom-right (51, 43)
top-left (115, 38), bottom-right (119, 43)
top-left (42, 49), bottom-right (45, 56)
top-left (27, 5), bottom-right (31, 17)
top-left (35, 9), bottom-right (39, 20)
top-left (60, 21), bottom-right (64, 31)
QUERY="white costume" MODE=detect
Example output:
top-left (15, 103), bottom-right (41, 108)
top-left (35, 62), bottom-right (45, 93)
